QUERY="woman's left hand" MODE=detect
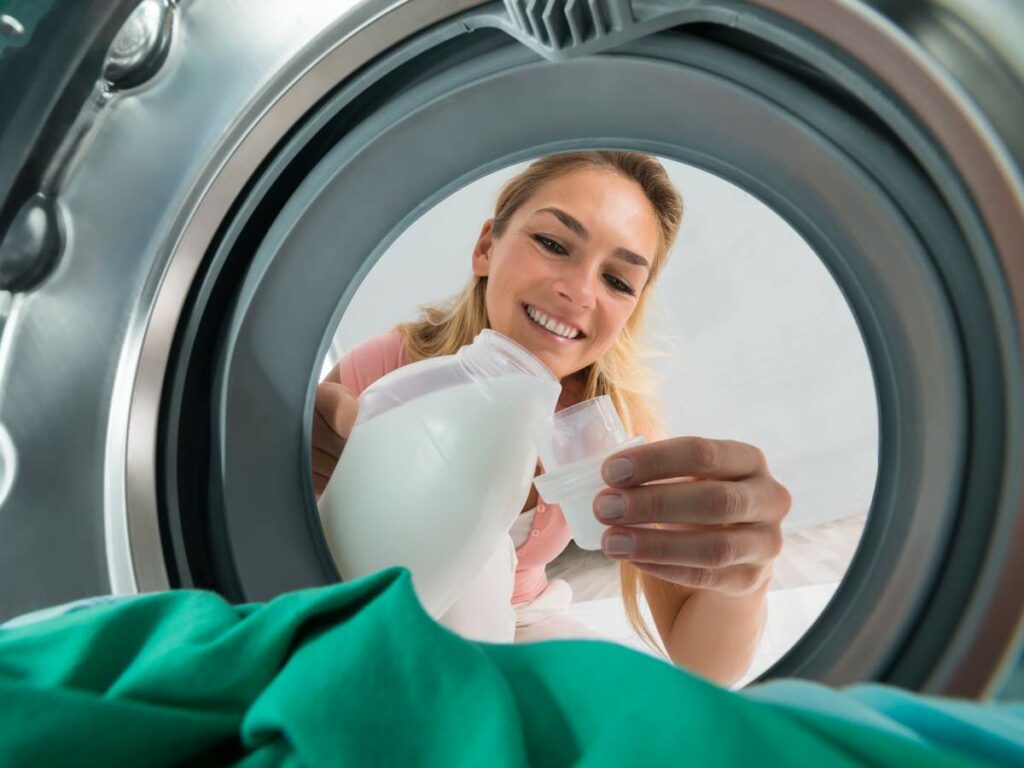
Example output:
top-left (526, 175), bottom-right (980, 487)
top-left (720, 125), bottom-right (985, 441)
top-left (594, 437), bottom-right (791, 597)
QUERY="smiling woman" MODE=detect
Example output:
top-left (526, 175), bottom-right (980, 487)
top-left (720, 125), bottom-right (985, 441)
top-left (312, 151), bottom-right (799, 686)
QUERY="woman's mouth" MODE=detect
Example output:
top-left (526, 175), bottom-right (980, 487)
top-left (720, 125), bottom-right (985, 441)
top-left (522, 303), bottom-right (584, 342)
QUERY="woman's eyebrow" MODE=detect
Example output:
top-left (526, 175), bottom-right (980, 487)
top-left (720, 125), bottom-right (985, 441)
top-left (536, 206), bottom-right (651, 269)
top-left (612, 248), bottom-right (650, 269)
top-left (538, 206), bottom-right (589, 239)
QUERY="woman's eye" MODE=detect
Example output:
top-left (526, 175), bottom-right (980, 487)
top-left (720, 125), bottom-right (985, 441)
top-left (533, 235), bottom-right (567, 255)
top-left (604, 274), bottom-right (636, 295)
top-left (531, 233), bottom-right (635, 295)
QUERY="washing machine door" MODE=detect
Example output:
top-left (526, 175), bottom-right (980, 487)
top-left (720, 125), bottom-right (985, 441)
top-left (0, 0), bottom-right (1020, 699)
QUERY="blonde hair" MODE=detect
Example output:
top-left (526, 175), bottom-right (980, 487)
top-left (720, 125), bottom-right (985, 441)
top-left (396, 150), bottom-right (683, 651)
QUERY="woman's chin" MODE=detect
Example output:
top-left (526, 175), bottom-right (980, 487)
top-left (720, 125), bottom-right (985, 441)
top-left (500, 326), bottom-right (572, 378)
top-left (510, 335), bottom-right (558, 373)
top-left (532, 349), bottom-right (569, 379)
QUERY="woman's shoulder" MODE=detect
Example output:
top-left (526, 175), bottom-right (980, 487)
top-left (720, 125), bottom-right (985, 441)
top-left (349, 330), bottom-right (406, 364)
top-left (332, 330), bottom-right (407, 395)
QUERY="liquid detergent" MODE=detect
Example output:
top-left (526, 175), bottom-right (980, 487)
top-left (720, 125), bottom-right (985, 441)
top-left (318, 330), bottom-right (560, 618)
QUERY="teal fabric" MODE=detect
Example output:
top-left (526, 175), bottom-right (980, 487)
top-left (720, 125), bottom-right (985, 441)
top-left (0, 568), bottom-right (1019, 766)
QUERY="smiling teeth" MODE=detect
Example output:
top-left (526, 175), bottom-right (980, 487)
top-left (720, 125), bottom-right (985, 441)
top-left (526, 305), bottom-right (580, 339)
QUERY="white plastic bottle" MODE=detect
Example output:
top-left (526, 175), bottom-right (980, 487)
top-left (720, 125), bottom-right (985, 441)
top-left (317, 330), bottom-right (560, 618)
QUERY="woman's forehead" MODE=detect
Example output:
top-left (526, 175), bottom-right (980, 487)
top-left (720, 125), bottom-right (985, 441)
top-left (521, 170), bottom-right (661, 251)
top-left (527, 167), bottom-right (639, 204)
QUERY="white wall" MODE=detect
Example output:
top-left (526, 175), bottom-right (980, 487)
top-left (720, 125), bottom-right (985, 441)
top-left (324, 159), bottom-right (878, 531)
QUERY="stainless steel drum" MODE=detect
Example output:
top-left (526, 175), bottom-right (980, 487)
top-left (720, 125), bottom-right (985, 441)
top-left (0, 0), bottom-right (1020, 697)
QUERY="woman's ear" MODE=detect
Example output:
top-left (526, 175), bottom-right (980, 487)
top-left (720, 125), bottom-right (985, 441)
top-left (471, 219), bottom-right (495, 277)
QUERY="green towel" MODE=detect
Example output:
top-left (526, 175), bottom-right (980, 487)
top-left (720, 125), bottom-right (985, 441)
top-left (0, 568), bottom-right (1019, 766)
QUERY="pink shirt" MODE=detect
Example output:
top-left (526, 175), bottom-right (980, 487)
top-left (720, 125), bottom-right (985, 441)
top-left (330, 332), bottom-right (571, 605)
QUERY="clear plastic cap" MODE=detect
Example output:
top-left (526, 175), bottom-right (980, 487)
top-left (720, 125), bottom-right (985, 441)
top-left (535, 395), bottom-right (630, 473)
top-left (533, 395), bottom-right (645, 550)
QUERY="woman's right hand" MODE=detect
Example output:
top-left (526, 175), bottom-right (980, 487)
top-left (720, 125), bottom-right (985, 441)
top-left (312, 381), bottom-right (359, 497)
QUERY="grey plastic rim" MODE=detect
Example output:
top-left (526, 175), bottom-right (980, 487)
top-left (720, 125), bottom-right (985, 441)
top-left (136, 1), bottom-right (1021, 699)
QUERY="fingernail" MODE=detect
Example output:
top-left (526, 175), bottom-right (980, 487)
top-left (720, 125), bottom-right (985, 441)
top-left (595, 494), bottom-right (625, 522)
top-left (604, 533), bottom-right (635, 556)
top-left (603, 457), bottom-right (635, 484)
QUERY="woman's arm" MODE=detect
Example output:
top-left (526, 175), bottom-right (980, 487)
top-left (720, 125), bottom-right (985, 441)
top-left (311, 332), bottom-right (406, 496)
top-left (311, 381), bottom-right (359, 497)
top-left (632, 426), bottom-right (766, 684)
top-left (597, 436), bottom-right (788, 687)
top-left (642, 570), bottom-right (767, 686)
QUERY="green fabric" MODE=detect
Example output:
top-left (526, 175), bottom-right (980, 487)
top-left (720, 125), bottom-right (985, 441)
top-left (0, 568), bottom-right (1019, 767)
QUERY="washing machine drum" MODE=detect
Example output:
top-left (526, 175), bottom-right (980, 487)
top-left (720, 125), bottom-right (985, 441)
top-left (0, 0), bottom-right (1021, 697)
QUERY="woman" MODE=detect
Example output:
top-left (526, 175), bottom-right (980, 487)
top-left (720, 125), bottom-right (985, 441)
top-left (312, 151), bottom-right (791, 687)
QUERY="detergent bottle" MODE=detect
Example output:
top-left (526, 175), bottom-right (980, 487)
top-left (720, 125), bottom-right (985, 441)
top-left (317, 329), bottom-right (560, 618)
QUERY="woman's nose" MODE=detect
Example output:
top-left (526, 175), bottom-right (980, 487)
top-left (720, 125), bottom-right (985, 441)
top-left (554, 263), bottom-right (597, 308)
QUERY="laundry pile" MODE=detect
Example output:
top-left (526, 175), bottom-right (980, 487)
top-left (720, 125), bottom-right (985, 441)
top-left (0, 569), bottom-right (1019, 766)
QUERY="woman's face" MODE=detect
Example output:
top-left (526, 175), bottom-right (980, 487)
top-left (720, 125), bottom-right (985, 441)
top-left (472, 168), bottom-right (661, 380)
